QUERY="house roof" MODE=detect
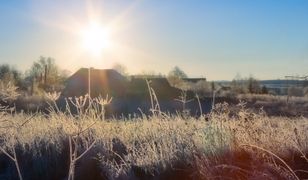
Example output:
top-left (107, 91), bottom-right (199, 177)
top-left (61, 68), bottom-right (195, 100)
top-left (61, 68), bottom-right (129, 97)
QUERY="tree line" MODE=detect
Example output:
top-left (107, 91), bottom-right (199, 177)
top-left (2, 58), bottom-right (305, 97)
top-left (0, 56), bottom-right (69, 95)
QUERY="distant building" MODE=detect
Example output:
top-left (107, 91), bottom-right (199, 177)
top-left (59, 68), bottom-right (210, 116)
top-left (129, 76), bottom-right (193, 100)
top-left (61, 68), bottom-right (194, 100)
top-left (61, 68), bottom-right (129, 98)
top-left (182, 78), bottom-right (206, 83)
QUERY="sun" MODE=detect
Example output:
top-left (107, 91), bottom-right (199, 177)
top-left (81, 22), bottom-right (111, 56)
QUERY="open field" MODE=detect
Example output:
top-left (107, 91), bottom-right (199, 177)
top-left (0, 100), bottom-right (308, 180)
top-left (236, 94), bottom-right (308, 117)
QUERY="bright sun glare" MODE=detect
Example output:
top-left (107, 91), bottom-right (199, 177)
top-left (81, 22), bottom-right (111, 56)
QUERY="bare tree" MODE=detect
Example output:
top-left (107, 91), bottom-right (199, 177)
top-left (247, 76), bottom-right (261, 94)
top-left (112, 63), bottom-right (129, 77)
top-left (167, 66), bottom-right (188, 87)
top-left (27, 56), bottom-right (59, 84)
top-left (0, 64), bottom-right (21, 85)
top-left (168, 66), bottom-right (188, 79)
top-left (25, 56), bottom-right (68, 93)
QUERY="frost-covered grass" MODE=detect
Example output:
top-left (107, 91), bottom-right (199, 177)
top-left (0, 101), bottom-right (308, 180)
top-left (0, 83), bottom-right (307, 179)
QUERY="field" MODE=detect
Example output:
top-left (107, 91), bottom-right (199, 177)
top-left (236, 94), bottom-right (308, 117)
top-left (0, 96), bottom-right (308, 180)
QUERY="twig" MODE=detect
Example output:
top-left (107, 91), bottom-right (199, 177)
top-left (0, 146), bottom-right (23, 180)
top-left (75, 140), bottom-right (96, 161)
top-left (195, 93), bottom-right (203, 116)
top-left (19, 114), bottom-right (35, 127)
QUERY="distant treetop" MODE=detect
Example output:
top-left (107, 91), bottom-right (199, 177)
top-left (168, 66), bottom-right (188, 79)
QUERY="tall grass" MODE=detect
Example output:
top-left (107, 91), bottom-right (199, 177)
top-left (0, 83), bottom-right (307, 179)
top-left (0, 100), bottom-right (307, 179)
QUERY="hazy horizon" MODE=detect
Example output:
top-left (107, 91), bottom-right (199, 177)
top-left (0, 0), bottom-right (308, 81)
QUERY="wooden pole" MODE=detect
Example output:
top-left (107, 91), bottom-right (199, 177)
top-left (88, 68), bottom-right (91, 98)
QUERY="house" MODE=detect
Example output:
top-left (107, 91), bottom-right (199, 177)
top-left (61, 68), bottom-right (129, 98)
top-left (61, 68), bottom-right (195, 100)
top-left (60, 68), bottom-right (203, 116)
top-left (128, 76), bottom-right (194, 100)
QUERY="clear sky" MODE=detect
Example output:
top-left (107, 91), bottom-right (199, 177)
top-left (0, 0), bottom-right (307, 80)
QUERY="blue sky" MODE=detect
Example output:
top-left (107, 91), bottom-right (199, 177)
top-left (0, 0), bottom-right (307, 80)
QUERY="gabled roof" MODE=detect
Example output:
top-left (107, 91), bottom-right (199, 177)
top-left (61, 68), bottom-right (195, 100)
top-left (61, 68), bottom-right (129, 97)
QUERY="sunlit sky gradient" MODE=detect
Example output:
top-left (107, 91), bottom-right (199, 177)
top-left (0, 0), bottom-right (308, 80)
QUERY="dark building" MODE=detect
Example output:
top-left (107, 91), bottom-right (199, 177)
top-left (61, 68), bottom-right (129, 98)
top-left (60, 68), bottom-right (207, 116)
top-left (61, 68), bottom-right (196, 99)
top-left (182, 78), bottom-right (206, 83)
